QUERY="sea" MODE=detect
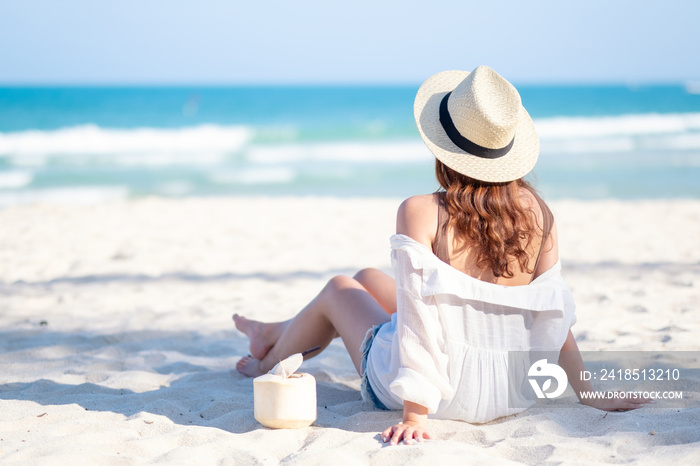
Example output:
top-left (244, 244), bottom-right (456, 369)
top-left (1, 84), bottom-right (699, 206)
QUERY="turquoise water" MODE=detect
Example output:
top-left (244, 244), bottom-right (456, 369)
top-left (1, 85), bottom-right (699, 204)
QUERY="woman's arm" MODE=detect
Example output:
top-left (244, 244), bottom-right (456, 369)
top-left (558, 330), bottom-right (594, 399)
top-left (539, 205), bottom-right (649, 410)
top-left (381, 195), bottom-right (441, 445)
top-left (559, 330), bottom-right (652, 411)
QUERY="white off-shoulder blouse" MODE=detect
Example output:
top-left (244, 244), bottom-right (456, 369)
top-left (365, 234), bottom-right (577, 423)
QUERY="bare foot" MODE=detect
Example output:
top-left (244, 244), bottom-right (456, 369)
top-left (232, 314), bottom-right (275, 360)
top-left (236, 355), bottom-right (265, 377)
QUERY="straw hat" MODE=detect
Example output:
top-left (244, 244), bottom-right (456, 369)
top-left (414, 66), bottom-right (539, 183)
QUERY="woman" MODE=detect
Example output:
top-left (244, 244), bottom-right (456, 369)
top-left (233, 66), bottom-right (650, 445)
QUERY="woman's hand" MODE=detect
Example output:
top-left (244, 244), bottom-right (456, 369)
top-left (382, 419), bottom-right (432, 446)
top-left (382, 400), bottom-right (433, 445)
top-left (558, 332), bottom-right (655, 413)
top-left (581, 393), bottom-right (654, 412)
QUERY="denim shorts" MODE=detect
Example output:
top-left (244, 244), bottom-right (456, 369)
top-left (360, 322), bottom-right (390, 411)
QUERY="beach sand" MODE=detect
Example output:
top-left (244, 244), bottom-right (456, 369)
top-left (1, 197), bottom-right (698, 465)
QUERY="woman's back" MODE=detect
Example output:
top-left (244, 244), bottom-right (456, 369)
top-left (397, 188), bottom-right (559, 286)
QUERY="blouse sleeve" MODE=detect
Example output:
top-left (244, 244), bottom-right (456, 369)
top-left (388, 245), bottom-right (454, 413)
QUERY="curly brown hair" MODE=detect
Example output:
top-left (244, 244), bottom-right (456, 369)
top-left (435, 159), bottom-right (542, 278)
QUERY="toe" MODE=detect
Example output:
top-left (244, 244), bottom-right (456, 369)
top-left (236, 356), bottom-right (250, 371)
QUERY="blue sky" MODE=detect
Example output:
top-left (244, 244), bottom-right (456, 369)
top-left (2, 0), bottom-right (699, 85)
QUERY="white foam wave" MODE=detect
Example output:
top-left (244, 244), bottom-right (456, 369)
top-left (247, 141), bottom-right (431, 165)
top-left (247, 114), bottom-right (700, 162)
top-left (534, 113), bottom-right (700, 139)
top-left (210, 167), bottom-right (297, 185)
top-left (0, 170), bottom-right (33, 188)
top-left (540, 137), bottom-right (634, 154)
top-left (650, 133), bottom-right (700, 150)
top-left (0, 186), bottom-right (129, 207)
top-left (0, 124), bottom-right (253, 165)
top-left (533, 113), bottom-right (700, 155)
top-left (1, 113), bottom-right (699, 169)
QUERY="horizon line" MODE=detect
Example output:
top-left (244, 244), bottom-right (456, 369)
top-left (0, 79), bottom-right (697, 88)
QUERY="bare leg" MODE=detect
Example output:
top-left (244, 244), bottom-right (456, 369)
top-left (234, 269), bottom-right (394, 360)
top-left (353, 268), bottom-right (397, 315)
top-left (232, 314), bottom-right (290, 360)
top-left (236, 275), bottom-right (391, 377)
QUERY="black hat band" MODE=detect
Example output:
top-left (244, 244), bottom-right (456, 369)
top-left (439, 92), bottom-right (515, 159)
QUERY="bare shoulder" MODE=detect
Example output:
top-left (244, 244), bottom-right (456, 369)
top-left (396, 194), bottom-right (441, 248)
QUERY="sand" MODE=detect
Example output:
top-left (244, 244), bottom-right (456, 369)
top-left (1, 197), bottom-right (698, 465)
